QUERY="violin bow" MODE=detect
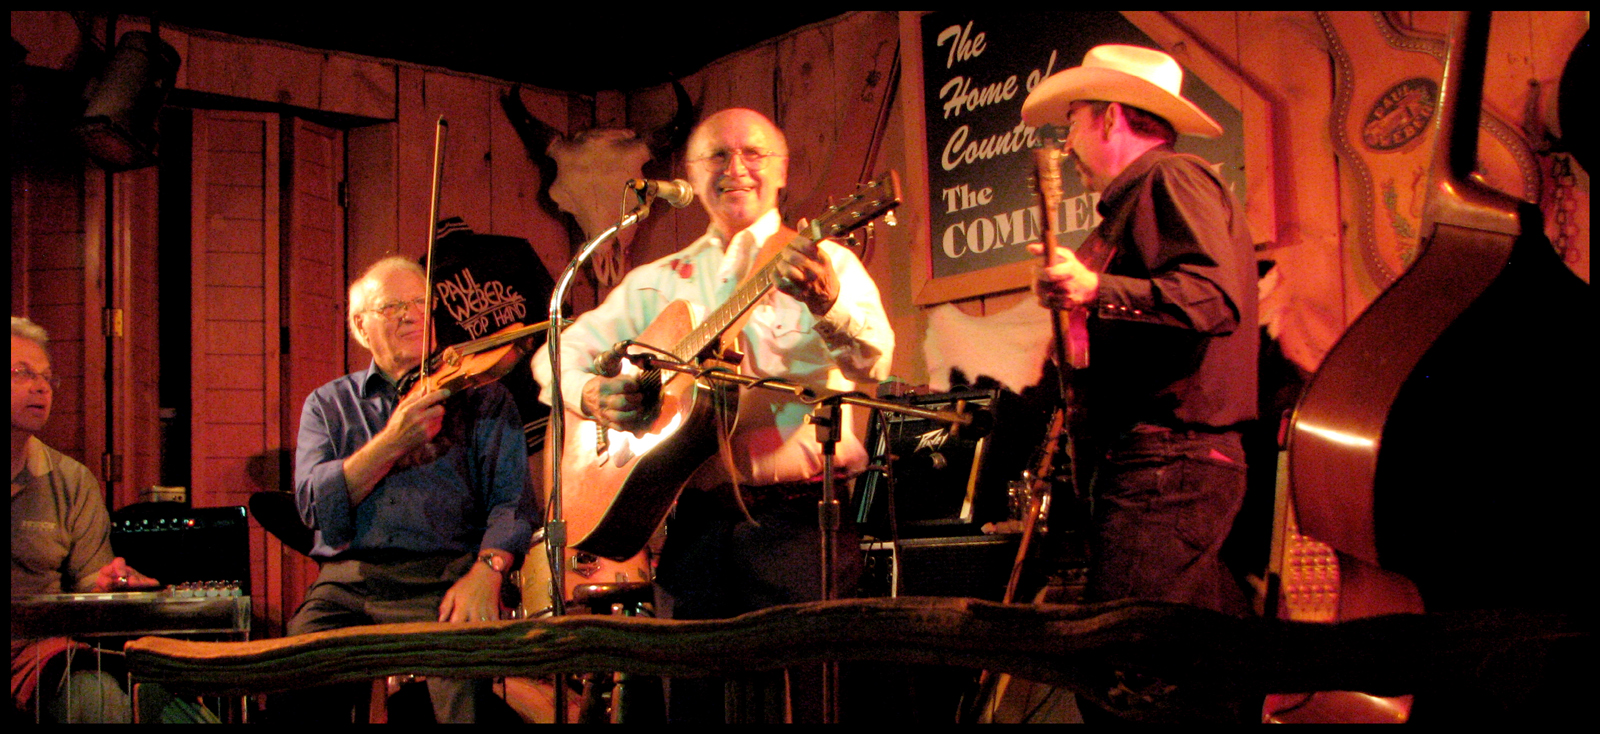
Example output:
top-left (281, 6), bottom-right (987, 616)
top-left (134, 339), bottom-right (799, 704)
top-left (421, 116), bottom-right (448, 389)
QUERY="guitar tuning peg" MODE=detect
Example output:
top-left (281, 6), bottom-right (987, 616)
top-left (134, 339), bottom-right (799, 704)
top-left (852, 221), bottom-right (874, 250)
top-left (884, 211), bottom-right (898, 227)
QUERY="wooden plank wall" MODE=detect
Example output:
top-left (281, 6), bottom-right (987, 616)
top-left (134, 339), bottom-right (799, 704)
top-left (282, 118), bottom-right (348, 432)
top-left (273, 117), bottom-right (347, 636)
top-left (12, 9), bottom-right (1593, 440)
top-left (12, 163), bottom-right (96, 464)
top-left (190, 111), bottom-right (283, 628)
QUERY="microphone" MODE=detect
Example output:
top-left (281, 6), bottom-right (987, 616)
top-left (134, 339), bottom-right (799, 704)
top-left (594, 342), bottom-right (628, 377)
top-left (627, 178), bottom-right (694, 209)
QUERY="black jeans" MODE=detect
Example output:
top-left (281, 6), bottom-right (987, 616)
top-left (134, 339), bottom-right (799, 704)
top-left (655, 484), bottom-right (863, 723)
top-left (1086, 426), bottom-right (1250, 615)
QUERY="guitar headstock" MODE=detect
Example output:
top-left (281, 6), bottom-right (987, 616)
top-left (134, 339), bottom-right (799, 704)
top-left (801, 171), bottom-right (902, 242)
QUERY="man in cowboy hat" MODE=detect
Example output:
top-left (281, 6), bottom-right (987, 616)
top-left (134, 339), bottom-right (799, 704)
top-left (1022, 45), bottom-right (1258, 617)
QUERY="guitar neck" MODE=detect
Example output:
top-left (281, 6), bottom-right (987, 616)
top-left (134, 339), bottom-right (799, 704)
top-left (1033, 143), bottom-right (1067, 260)
top-left (670, 233), bottom-right (803, 360)
top-left (1420, 11), bottom-right (1520, 240)
top-left (661, 171), bottom-right (902, 362)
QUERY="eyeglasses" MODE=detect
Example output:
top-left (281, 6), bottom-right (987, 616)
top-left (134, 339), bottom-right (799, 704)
top-left (11, 366), bottom-right (60, 389)
top-left (688, 148), bottom-right (786, 171)
top-left (368, 296), bottom-right (426, 320)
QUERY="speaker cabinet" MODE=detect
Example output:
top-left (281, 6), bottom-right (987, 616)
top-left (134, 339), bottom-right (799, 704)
top-left (853, 388), bottom-right (1051, 539)
top-left (860, 534), bottom-right (1021, 601)
top-left (74, 31), bottom-right (180, 171)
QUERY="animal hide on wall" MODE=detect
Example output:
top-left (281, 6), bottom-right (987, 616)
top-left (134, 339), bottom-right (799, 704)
top-left (923, 298), bottom-right (1054, 393)
top-left (546, 129), bottom-right (653, 288)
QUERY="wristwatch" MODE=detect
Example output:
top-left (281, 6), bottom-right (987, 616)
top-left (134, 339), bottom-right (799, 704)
top-left (478, 552), bottom-right (509, 575)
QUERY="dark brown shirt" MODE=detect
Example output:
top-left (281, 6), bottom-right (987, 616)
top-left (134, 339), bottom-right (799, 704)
top-left (1082, 146), bottom-right (1259, 436)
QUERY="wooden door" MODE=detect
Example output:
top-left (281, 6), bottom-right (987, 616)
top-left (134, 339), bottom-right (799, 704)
top-left (189, 110), bottom-right (349, 637)
top-left (190, 109), bottom-right (285, 632)
top-left (276, 117), bottom-right (349, 636)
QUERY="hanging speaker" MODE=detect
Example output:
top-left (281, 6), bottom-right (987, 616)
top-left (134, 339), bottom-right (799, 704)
top-left (74, 30), bottom-right (180, 171)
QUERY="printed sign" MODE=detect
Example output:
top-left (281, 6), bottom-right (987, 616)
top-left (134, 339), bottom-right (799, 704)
top-left (920, 11), bottom-right (1246, 280)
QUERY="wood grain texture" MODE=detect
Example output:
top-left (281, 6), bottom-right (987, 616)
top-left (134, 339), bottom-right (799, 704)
top-left (125, 597), bottom-right (1584, 723)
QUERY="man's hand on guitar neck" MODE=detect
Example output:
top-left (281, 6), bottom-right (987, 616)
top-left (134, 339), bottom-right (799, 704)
top-left (772, 239), bottom-right (839, 316)
top-left (582, 375), bottom-right (650, 432)
top-left (1030, 242), bottom-right (1101, 309)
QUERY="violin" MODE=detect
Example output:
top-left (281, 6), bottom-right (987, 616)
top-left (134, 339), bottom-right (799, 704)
top-left (397, 319), bottom-right (564, 400)
top-left (401, 117), bottom-right (564, 404)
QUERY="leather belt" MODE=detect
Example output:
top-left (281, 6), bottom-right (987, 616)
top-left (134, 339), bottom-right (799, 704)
top-left (732, 480), bottom-right (830, 515)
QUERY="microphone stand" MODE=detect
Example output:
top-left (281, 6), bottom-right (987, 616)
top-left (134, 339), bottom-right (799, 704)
top-left (544, 196), bottom-right (654, 724)
top-left (810, 395), bottom-right (844, 723)
top-left (623, 352), bottom-right (985, 724)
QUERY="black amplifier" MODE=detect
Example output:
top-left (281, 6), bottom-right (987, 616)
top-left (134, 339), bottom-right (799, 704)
top-left (851, 387), bottom-right (1052, 539)
top-left (859, 534), bottom-right (1021, 601)
top-left (110, 505), bottom-right (251, 594)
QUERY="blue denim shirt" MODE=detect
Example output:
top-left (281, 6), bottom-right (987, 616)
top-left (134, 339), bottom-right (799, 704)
top-left (293, 362), bottom-right (533, 560)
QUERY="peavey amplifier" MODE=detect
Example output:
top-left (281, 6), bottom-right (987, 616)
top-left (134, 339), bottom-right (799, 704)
top-left (110, 504), bottom-right (251, 594)
top-left (859, 534), bottom-right (1022, 601)
top-left (852, 387), bottom-right (1049, 539)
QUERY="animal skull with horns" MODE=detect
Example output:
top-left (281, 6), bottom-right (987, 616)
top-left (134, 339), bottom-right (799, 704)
top-left (502, 82), bottom-right (695, 289)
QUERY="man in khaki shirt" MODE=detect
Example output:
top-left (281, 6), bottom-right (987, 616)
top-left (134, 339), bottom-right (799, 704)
top-left (10, 316), bottom-right (156, 594)
top-left (11, 316), bottom-right (157, 722)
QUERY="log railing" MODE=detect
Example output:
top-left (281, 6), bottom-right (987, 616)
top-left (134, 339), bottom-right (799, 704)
top-left (123, 596), bottom-right (1585, 723)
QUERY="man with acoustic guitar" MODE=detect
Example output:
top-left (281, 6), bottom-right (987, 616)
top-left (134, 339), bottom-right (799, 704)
top-left (534, 108), bottom-right (894, 722)
top-left (1021, 46), bottom-right (1259, 620)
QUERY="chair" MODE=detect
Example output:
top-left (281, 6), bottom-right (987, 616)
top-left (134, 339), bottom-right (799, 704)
top-left (246, 491), bottom-right (315, 558)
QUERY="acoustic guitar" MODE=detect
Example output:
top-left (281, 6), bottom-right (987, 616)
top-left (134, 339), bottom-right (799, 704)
top-left (559, 173), bottom-right (902, 561)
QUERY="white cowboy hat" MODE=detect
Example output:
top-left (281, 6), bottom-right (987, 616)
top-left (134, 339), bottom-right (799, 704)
top-left (1022, 44), bottom-right (1223, 138)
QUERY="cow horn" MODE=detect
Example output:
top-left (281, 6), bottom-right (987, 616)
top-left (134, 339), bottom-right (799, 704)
top-left (500, 84), bottom-right (570, 224)
top-left (645, 80), bottom-right (696, 159)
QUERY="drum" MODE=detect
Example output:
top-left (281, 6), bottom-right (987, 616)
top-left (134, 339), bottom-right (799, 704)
top-left (514, 428), bottom-right (658, 618)
top-left (514, 534), bottom-right (653, 618)
top-left (512, 534), bottom-right (557, 618)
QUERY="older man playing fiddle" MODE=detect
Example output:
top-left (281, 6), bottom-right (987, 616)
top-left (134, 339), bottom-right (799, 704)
top-left (285, 256), bottom-right (534, 723)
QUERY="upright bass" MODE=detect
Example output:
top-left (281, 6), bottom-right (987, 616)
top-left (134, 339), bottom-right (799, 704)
top-left (1286, 10), bottom-right (1592, 617)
